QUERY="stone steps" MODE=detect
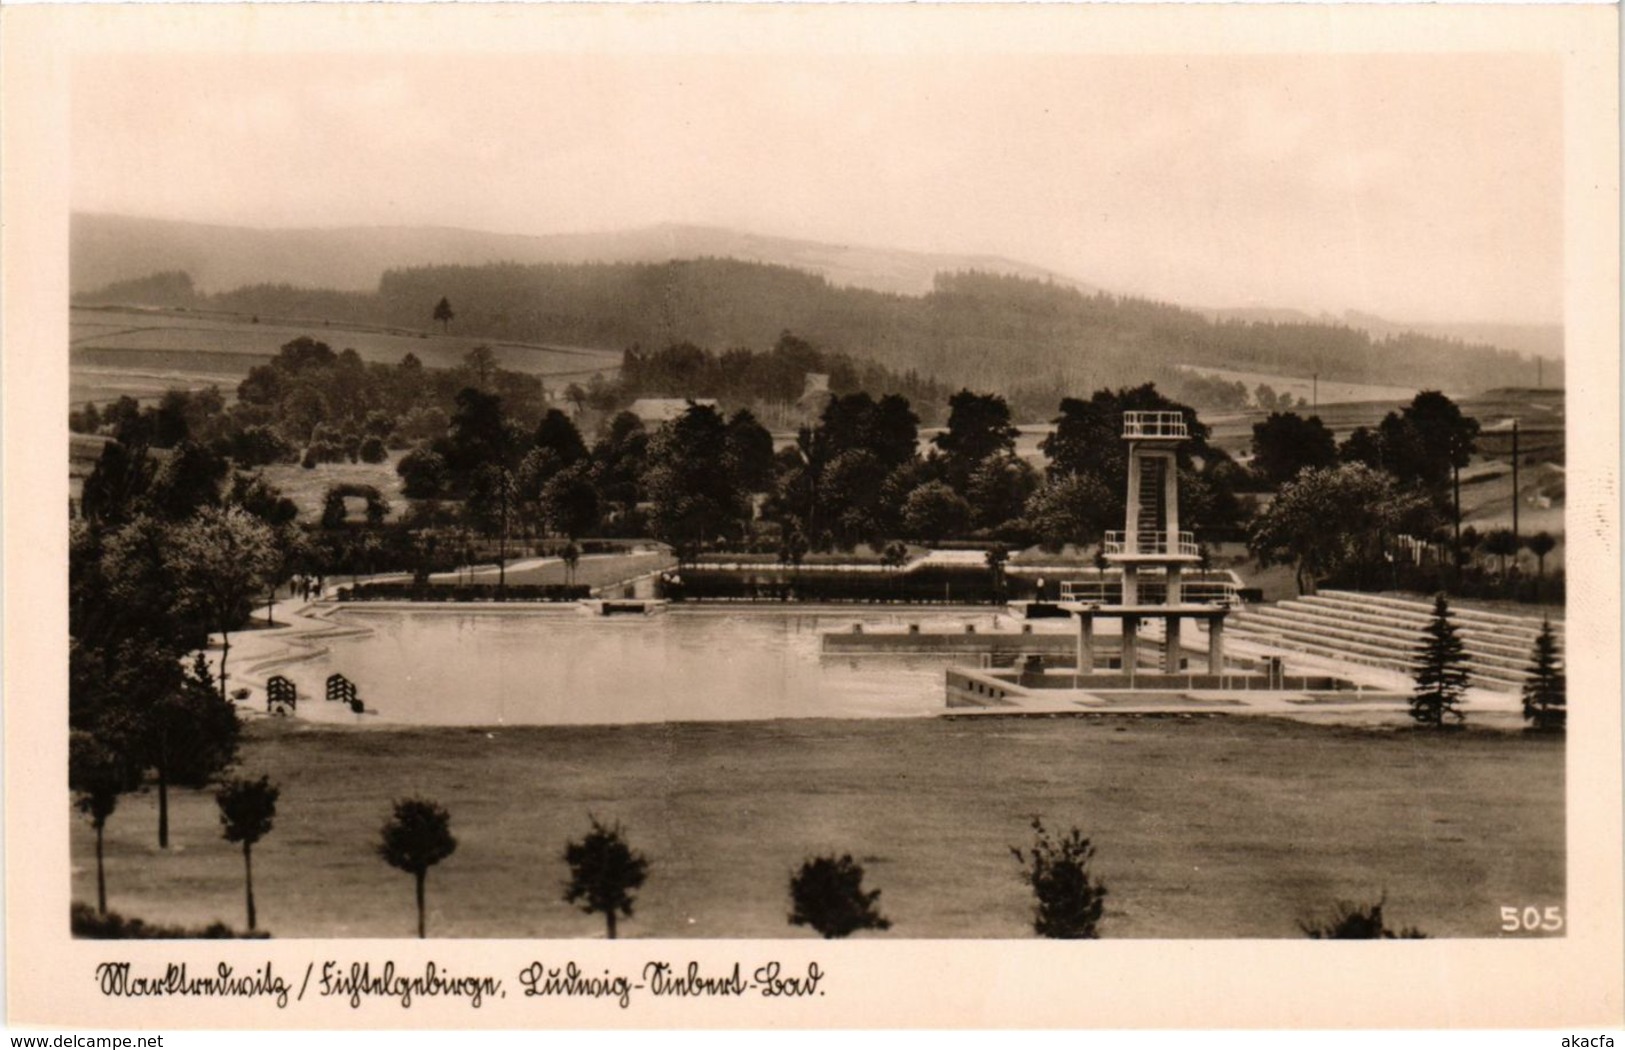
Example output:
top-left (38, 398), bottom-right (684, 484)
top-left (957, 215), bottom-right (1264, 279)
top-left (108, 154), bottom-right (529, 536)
top-left (1228, 591), bottom-right (1547, 692)
top-left (1240, 605), bottom-right (1536, 673)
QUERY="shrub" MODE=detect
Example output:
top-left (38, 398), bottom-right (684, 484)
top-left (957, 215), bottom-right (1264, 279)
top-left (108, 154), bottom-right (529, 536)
top-left (1299, 898), bottom-right (1427, 939)
top-left (788, 854), bottom-right (892, 939)
top-left (71, 904), bottom-right (268, 939)
top-left (563, 817), bottom-right (649, 939)
top-left (1011, 817), bottom-right (1107, 938)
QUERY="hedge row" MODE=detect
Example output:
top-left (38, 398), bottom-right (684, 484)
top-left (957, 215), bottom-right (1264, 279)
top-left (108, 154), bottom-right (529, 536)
top-left (668, 566), bottom-right (1024, 604)
top-left (337, 583), bottom-right (592, 602)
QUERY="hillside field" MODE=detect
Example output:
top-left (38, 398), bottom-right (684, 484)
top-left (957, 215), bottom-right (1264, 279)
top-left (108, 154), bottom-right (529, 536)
top-left (70, 305), bottom-right (621, 407)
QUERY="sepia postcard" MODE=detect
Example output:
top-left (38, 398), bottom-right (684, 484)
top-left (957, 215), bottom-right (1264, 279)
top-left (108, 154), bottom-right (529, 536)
top-left (3, 1), bottom-right (1621, 1032)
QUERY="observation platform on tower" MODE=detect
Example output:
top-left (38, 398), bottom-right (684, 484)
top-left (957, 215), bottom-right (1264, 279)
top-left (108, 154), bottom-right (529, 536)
top-left (1122, 410), bottom-right (1189, 441)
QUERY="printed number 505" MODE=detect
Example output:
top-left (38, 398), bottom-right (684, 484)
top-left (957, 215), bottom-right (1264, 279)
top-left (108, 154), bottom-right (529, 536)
top-left (1500, 905), bottom-right (1564, 932)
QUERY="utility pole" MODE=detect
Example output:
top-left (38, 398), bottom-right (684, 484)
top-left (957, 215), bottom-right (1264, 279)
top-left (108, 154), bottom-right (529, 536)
top-left (497, 470), bottom-right (509, 598)
top-left (1453, 461), bottom-right (1462, 568)
top-left (1511, 420), bottom-right (1520, 546)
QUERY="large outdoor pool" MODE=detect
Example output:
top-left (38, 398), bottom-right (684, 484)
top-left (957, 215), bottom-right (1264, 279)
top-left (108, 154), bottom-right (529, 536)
top-left (286, 606), bottom-right (1021, 725)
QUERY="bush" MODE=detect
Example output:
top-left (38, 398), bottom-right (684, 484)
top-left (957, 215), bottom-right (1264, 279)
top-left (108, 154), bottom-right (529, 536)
top-left (1298, 898), bottom-right (1427, 939)
top-left (1010, 817), bottom-right (1107, 938)
top-left (72, 903), bottom-right (269, 939)
top-left (563, 817), bottom-right (649, 940)
top-left (359, 436), bottom-right (388, 464)
top-left (788, 854), bottom-right (892, 939)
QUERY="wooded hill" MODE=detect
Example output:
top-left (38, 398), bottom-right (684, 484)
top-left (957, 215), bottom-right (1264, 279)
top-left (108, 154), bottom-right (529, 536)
top-left (77, 260), bottom-right (1555, 402)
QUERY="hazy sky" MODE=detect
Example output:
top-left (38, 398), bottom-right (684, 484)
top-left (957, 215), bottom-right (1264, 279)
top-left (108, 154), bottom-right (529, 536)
top-left (71, 51), bottom-right (1563, 325)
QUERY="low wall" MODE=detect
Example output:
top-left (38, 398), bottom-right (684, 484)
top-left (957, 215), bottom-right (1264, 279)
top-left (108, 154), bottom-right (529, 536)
top-left (1006, 670), bottom-right (1353, 692)
top-left (945, 668), bottom-right (1022, 708)
top-left (823, 631), bottom-right (1085, 656)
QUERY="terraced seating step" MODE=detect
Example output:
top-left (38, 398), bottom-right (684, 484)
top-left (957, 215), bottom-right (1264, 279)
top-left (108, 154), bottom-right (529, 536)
top-left (1316, 590), bottom-right (1564, 633)
top-left (1225, 621), bottom-right (1522, 690)
top-left (1238, 606), bottom-right (1537, 672)
top-left (1230, 615), bottom-right (1528, 679)
top-left (1300, 593), bottom-right (1562, 644)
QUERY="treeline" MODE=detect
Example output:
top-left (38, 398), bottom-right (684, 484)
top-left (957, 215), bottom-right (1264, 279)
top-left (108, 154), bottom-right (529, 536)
top-left (609, 331), bottom-right (950, 423)
top-left (76, 260), bottom-right (1553, 405)
top-left (72, 337), bottom-right (548, 469)
top-left (392, 375), bottom-right (1251, 561)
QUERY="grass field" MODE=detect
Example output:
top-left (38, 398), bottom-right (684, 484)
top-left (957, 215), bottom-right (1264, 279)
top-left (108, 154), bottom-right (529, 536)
top-left (70, 305), bottom-right (621, 407)
top-left (257, 457), bottom-right (410, 522)
top-left (72, 714), bottom-right (1563, 940)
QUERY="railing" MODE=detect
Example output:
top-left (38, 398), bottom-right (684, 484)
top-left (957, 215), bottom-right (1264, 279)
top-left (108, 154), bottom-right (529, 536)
top-left (1122, 410), bottom-right (1188, 439)
top-left (1060, 577), bottom-right (1241, 607)
top-left (1102, 530), bottom-right (1199, 557)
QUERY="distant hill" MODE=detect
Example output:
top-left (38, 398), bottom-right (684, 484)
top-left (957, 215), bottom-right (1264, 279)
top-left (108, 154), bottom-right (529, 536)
top-left (1209, 307), bottom-right (1563, 362)
top-left (73, 249), bottom-right (1560, 405)
top-left (70, 213), bottom-right (1094, 299)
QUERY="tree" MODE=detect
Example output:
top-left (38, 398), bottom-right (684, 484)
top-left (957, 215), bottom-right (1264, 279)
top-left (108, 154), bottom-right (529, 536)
top-left (1299, 898), bottom-right (1427, 939)
top-left (463, 345), bottom-right (498, 388)
top-left (1248, 463), bottom-right (1434, 595)
top-left (933, 389), bottom-right (1018, 488)
top-left (724, 409), bottom-right (777, 494)
top-left (378, 798), bottom-right (458, 938)
top-left (985, 542), bottom-right (1010, 601)
top-left (900, 481), bottom-right (971, 545)
top-left (1526, 531), bottom-right (1557, 582)
top-left (1024, 473), bottom-right (1113, 554)
top-left (965, 453), bottom-right (1038, 531)
top-left (788, 854), bottom-right (892, 939)
top-left (397, 448), bottom-right (450, 499)
top-left (1483, 528), bottom-right (1519, 578)
top-left (1410, 593), bottom-right (1469, 728)
top-left (1376, 390), bottom-right (1480, 506)
top-left (1338, 426), bottom-right (1385, 470)
top-left (644, 404), bottom-right (748, 552)
top-left (70, 729), bottom-right (139, 915)
top-left (1010, 817), bottom-right (1107, 938)
top-left (443, 387), bottom-right (521, 484)
top-left (539, 464), bottom-right (600, 540)
top-left (1521, 619), bottom-right (1565, 732)
top-left (433, 296), bottom-right (455, 332)
top-left (135, 654), bottom-right (242, 849)
top-left (216, 775), bottom-right (280, 932)
top-left (79, 440), bottom-right (157, 527)
top-left (563, 817), bottom-right (649, 939)
top-left (1250, 412), bottom-right (1338, 487)
top-left (560, 541), bottom-right (582, 585)
top-left (145, 440), bottom-right (229, 521)
top-left (534, 408), bottom-right (588, 467)
top-left (165, 506), bottom-right (281, 700)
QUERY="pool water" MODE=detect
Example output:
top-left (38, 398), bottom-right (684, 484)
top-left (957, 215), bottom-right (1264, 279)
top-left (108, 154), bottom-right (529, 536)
top-left (293, 607), bottom-right (1016, 725)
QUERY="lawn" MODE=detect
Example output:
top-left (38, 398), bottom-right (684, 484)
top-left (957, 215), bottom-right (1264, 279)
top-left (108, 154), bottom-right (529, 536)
top-left (71, 714), bottom-right (1564, 940)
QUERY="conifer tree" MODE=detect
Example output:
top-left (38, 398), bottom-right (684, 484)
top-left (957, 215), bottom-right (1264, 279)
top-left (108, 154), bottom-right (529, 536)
top-left (1521, 618), bottom-right (1565, 731)
top-left (1410, 593), bottom-right (1469, 728)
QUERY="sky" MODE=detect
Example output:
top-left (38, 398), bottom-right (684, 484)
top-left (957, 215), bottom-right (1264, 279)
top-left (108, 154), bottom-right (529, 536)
top-left (71, 51), bottom-right (1563, 326)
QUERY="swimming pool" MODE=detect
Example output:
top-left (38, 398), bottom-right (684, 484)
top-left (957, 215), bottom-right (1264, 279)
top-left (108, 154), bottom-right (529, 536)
top-left (285, 606), bottom-right (1022, 725)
